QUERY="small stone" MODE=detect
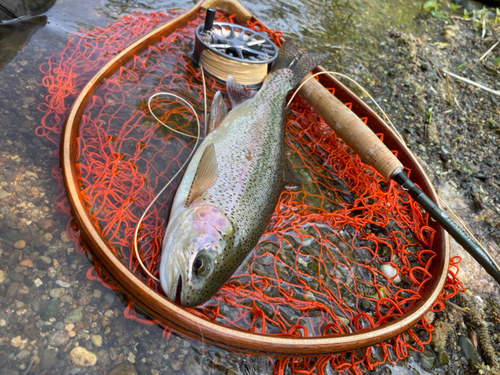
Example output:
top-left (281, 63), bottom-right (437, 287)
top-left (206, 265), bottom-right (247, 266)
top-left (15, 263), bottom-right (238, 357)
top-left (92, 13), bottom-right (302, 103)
top-left (305, 291), bottom-right (316, 302)
top-left (11, 335), bottom-right (22, 347)
top-left (7, 282), bottom-right (19, 298)
top-left (436, 349), bottom-right (450, 365)
top-left (0, 319), bottom-right (6, 326)
top-left (0, 270), bottom-right (5, 283)
top-left (108, 363), bottom-right (138, 375)
top-left (127, 351), bottom-right (135, 363)
top-left (64, 306), bottom-right (84, 324)
top-left (171, 359), bottom-right (184, 371)
top-left (93, 290), bottom-right (102, 299)
top-left (70, 346), bottom-right (97, 367)
top-left (19, 259), bottom-right (33, 268)
top-left (34, 278), bottom-right (43, 287)
top-left (48, 330), bottom-right (70, 347)
top-left (49, 288), bottom-right (66, 298)
top-left (53, 259), bottom-right (59, 269)
top-left (458, 335), bottom-right (481, 362)
top-left (40, 349), bottom-right (58, 371)
top-left (16, 349), bottom-right (31, 360)
top-left (418, 349), bottom-right (436, 371)
top-left (40, 299), bottom-right (60, 320)
top-left (380, 264), bottom-right (401, 283)
top-left (46, 267), bottom-right (57, 278)
top-left (70, 368), bottom-right (81, 375)
top-left (65, 323), bottom-right (75, 331)
top-left (61, 231), bottom-right (70, 243)
top-left (104, 293), bottom-right (115, 303)
top-left (68, 331), bottom-right (76, 337)
top-left (184, 354), bottom-right (203, 375)
top-left (0, 189), bottom-right (8, 199)
top-left (14, 240), bottom-right (26, 249)
top-left (104, 327), bottom-right (111, 334)
top-left (44, 233), bottom-right (53, 241)
top-left (37, 256), bottom-right (52, 270)
top-left (20, 60), bottom-right (28, 66)
top-left (55, 322), bottom-right (64, 330)
top-left (91, 335), bottom-right (103, 347)
top-left (55, 280), bottom-right (71, 288)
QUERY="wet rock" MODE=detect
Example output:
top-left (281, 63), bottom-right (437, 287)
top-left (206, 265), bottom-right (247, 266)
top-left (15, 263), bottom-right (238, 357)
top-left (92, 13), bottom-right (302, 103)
top-left (39, 349), bottom-right (58, 371)
top-left (90, 335), bottom-right (102, 347)
top-left (49, 287), bottom-right (66, 298)
top-left (48, 330), bottom-right (70, 347)
top-left (93, 289), bottom-right (102, 299)
top-left (458, 335), bottom-right (481, 363)
top-left (184, 354), bottom-right (203, 375)
top-left (14, 240), bottom-right (26, 249)
top-left (108, 363), bottom-right (137, 375)
top-left (64, 306), bottom-right (84, 324)
top-left (104, 292), bottom-right (115, 303)
top-left (418, 349), bottom-right (436, 371)
top-left (436, 349), bottom-right (449, 365)
top-left (6, 281), bottom-right (19, 298)
top-left (16, 349), bottom-right (31, 360)
top-left (0, 189), bottom-right (8, 199)
top-left (56, 279), bottom-right (71, 288)
top-left (0, 270), bottom-right (5, 283)
top-left (37, 255), bottom-right (52, 270)
top-left (20, 258), bottom-right (33, 268)
top-left (10, 335), bottom-right (22, 347)
top-left (96, 349), bottom-right (109, 366)
top-left (70, 346), bottom-right (97, 366)
top-left (40, 299), bottom-right (60, 320)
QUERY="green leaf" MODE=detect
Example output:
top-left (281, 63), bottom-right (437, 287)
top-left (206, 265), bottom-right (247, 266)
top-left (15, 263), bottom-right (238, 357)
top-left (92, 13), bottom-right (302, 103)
top-left (451, 3), bottom-right (462, 9)
top-left (432, 10), bottom-right (452, 23)
top-left (463, 9), bottom-right (469, 18)
top-left (454, 63), bottom-right (465, 69)
top-left (423, 1), bottom-right (437, 11)
top-left (494, 57), bottom-right (500, 66)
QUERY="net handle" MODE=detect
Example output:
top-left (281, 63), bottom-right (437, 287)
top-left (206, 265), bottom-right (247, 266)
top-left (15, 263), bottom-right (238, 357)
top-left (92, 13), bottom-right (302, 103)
top-left (298, 74), bottom-right (403, 180)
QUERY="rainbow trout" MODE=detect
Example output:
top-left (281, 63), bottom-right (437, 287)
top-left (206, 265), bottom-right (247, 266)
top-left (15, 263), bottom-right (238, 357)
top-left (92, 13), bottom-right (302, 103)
top-left (160, 42), bottom-right (327, 306)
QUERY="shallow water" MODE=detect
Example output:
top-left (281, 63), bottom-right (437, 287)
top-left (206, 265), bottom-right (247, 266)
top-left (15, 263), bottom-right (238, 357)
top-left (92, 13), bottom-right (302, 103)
top-left (0, 0), bottom-right (442, 374)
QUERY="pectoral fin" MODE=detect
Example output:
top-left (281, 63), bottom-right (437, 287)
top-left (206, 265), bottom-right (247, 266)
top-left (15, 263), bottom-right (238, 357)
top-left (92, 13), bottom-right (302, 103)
top-left (226, 75), bottom-right (256, 108)
top-left (208, 91), bottom-right (227, 134)
top-left (185, 144), bottom-right (218, 206)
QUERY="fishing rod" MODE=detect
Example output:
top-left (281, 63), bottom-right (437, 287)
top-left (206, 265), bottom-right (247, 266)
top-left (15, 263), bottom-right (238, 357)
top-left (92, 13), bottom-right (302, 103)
top-left (298, 75), bottom-right (500, 285)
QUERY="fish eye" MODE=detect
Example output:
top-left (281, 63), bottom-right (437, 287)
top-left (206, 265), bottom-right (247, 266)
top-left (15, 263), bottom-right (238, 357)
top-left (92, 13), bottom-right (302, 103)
top-left (193, 255), bottom-right (209, 276)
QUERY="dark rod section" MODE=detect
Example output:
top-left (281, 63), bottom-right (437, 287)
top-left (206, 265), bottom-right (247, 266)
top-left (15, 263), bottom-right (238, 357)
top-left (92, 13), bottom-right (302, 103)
top-left (393, 171), bottom-right (500, 284)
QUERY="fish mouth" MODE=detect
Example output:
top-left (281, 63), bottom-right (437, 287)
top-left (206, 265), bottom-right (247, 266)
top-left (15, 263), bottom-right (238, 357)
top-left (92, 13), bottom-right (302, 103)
top-left (174, 275), bottom-right (183, 305)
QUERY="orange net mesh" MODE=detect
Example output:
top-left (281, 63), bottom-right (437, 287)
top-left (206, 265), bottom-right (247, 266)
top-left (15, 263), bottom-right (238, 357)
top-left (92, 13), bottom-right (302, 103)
top-left (38, 9), bottom-right (464, 374)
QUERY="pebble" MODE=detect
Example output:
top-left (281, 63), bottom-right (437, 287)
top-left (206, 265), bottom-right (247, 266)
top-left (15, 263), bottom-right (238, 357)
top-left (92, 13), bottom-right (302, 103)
top-left (55, 280), bottom-right (71, 288)
top-left (127, 352), bottom-right (136, 363)
top-left (70, 368), bottom-right (81, 375)
top-left (436, 349), bottom-right (450, 365)
top-left (380, 264), bottom-right (401, 283)
top-left (19, 259), bottom-right (33, 268)
top-left (458, 335), bottom-right (481, 362)
top-left (40, 299), bottom-right (60, 320)
top-left (39, 349), bottom-right (58, 370)
top-left (34, 278), bottom-right (43, 287)
top-left (0, 189), bottom-right (8, 199)
top-left (0, 319), bottom-right (6, 326)
top-left (14, 240), bottom-right (26, 249)
top-left (10, 335), bottom-right (22, 347)
top-left (55, 322), bottom-right (64, 330)
top-left (108, 363), bottom-right (138, 375)
top-left (49, 287), bottom-right (66, 298)
top-left (61, 231), bottom-right (70, 243)
top-left (48, 330), bottom-right (70, 347)
top-left (91, 335), bottom-right (102, 347)
top-left (104, 293), bottom-right (115, 303)
top-left (44, 232), bottom-right (53, 241)
top-left (64, 307), bottom-right (84, 324)
top-left (53, 259), bottom-right (59, 269)
top-left (7, 282), bottom-right (19, 298)
top-left (305, 290), bottom-right (316, 302)
top-left (16, 349), bottom-right (31, 360)
top-left (46, 267), bottom-right (57, 278)
top-left (0, 270), bottom-right (5, 283)
top-left (37, 256), bottom-right (52, 270)
top-left (93, 289), bottom-right (102, 298)
top-left (65, 323), bottom-right (75, 331)
top-left (70, 346), bottom-right (97, 366)
top-left (418, 349), bottom-right (436, 371)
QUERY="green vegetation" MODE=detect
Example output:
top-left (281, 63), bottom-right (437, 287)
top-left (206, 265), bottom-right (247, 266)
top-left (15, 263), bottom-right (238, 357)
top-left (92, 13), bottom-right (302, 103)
top-left (422, 1), bottom-right (500, 30)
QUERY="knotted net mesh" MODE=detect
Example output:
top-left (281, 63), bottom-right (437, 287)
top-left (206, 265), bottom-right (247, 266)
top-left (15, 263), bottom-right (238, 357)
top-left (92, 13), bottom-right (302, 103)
top-left (38, 9), bottom-right (464, 374)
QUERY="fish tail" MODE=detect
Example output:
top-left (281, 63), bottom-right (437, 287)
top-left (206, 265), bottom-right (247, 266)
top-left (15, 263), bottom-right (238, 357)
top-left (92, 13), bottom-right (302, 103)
top-left (270, 41), bottom-right (329, 87)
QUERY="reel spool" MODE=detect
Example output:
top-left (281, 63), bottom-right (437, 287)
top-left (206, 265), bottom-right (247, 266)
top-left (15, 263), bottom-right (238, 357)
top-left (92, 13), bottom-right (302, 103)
top-left (192, 8), bottom-right (279, 87)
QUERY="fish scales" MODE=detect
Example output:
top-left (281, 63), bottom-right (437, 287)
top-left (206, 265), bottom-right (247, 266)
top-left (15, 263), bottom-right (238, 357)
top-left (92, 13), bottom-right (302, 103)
top-left (160, 42), bottom-right (328, 306)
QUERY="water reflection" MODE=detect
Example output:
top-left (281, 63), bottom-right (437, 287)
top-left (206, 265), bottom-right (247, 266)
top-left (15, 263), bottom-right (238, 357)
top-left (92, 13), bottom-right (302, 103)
top-left (0, 16), bottom-right (47, 71)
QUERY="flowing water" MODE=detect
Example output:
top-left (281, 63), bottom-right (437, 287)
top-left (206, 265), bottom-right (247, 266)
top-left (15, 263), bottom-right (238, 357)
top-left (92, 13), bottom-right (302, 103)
top-left (0, 0), bottom-right (444, 374)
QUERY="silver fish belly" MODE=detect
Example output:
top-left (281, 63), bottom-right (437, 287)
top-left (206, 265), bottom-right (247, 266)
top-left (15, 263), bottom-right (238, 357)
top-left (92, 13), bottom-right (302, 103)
top-left (159, 42), bottom-right (328, 307)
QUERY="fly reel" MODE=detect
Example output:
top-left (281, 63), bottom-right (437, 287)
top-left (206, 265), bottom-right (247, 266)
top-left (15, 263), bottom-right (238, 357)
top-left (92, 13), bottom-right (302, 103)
top-left (192, 8), bottom-right (279, 87)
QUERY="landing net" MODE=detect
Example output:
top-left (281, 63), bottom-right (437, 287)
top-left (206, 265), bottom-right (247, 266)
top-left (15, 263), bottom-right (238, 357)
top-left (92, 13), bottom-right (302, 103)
top-left (38, 9), bottom-right (464, 374)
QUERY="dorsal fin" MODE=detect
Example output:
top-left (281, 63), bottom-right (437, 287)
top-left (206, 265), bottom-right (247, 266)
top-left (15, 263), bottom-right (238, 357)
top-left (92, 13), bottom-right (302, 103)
top-left (185, 144), bottom-right (218, 206)
top-left (208, 91), bottom-right (227, 134)
top-left (226, 75), bottom-right (256, 108)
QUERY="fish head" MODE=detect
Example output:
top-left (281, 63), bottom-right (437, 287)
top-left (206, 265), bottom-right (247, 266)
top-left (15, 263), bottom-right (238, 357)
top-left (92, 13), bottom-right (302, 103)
top-left (160, 204), bottom-right (233, 307)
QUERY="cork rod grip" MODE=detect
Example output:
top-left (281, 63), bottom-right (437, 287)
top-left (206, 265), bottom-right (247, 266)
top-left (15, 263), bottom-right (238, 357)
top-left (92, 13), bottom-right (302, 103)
top-left (298, 75), bottom-right (403, 180)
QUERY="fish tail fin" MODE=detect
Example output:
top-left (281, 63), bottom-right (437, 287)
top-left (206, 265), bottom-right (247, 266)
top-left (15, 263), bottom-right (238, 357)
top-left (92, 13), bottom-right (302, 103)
top-left (270, 41), bottom-right (329, 87)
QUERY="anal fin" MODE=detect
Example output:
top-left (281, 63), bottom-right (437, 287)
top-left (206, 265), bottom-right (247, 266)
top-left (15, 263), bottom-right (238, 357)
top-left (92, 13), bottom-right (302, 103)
top-left (185, 144), bottom-right (218, 206)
